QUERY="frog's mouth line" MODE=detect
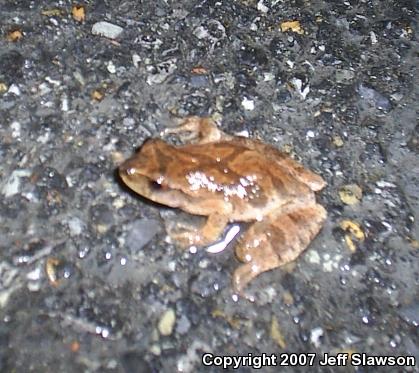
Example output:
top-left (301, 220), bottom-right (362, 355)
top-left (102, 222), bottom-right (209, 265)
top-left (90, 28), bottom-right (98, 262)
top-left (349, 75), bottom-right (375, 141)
top-left (120, 170), bottom-right (190, 209)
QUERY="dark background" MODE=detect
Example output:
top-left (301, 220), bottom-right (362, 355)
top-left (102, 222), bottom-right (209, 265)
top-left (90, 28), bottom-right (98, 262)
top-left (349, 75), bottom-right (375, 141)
top-left (0, 1), bottom-right (417, 372)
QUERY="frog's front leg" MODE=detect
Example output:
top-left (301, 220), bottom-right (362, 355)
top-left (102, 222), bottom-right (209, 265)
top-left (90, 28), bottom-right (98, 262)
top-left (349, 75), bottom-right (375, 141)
top-left (164, 116), bottom-right (230, 144)
top-left (169, 213), bottom-right (229, 248)
top-left (233, 204), bottom-right (326, 295)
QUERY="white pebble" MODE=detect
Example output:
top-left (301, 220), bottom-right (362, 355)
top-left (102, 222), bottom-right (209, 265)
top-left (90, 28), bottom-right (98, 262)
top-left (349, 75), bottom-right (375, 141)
top-left (8, 84), bottom-right (21, 96)
top-left (2, 169), bottom-right (31, 197)
top-left (370, 31), bottom-right (378, 44)
top-left (92, 21), bottom-right (123, 39)
top-left (286, 60), bottom-right (294, 68)
top-left (310, 327), bottom-right (324, 348)
top-left (107, 61), bottom-right (116, 74)
top-left (68, 217), bottom-right (85, 236)
top-left (132, 53), bottom-right (141, 68)
top-left (27, 267), bottom-right (42, 281)
top-left (263, 72), bottom-right (275, 81)
top-left (376, 180), bottom-right (396, 188)
top-left (257, 0), bottom-right (269, 13)
top-left (45, 76), bottom-right (61, 86)
top-left (306, 250), bottom-right (321, 264)
top-left (61, 94), bottom-right (69, 111)
top-left (11, 121), bottom-right (21, 138)
top-left (241, 97), bottom-right (255, 110)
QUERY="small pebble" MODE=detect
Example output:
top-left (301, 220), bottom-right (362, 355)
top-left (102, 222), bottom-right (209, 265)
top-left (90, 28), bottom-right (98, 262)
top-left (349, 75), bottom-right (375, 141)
top-left (306, 250), bottom-right (321, 264)
top-left (359, 83), bottom-right (391, 111)
top-left (370, 31), bottom-right (378, 44)
top-left (333, 135), bottom-right (344, 147)
top-left (291, 78), bottom-right (310, 99)
top-left (26, 267), bottom-right (41, 281)
top-left (263, 72), bottom-right (275, 81)
top-left (376, 180), bottom-right (396, 188)
top-left (241, 97), bottom-right (254, 110)
top-left (132, 53), bottom-right (141, 68)
top-left (61, 95), bottom-right (69, 111)
top-left (67, 217), bottom-right (86, 236)
top-left (92, 21), bottom-right (123, 39)
top-left (257, 0), bottom-right (269, 13)
top-left (2, 169), bottom-right (31, 197)
top-left (107, 61), bottom-right (116, 74)
top-left (310, 327), bottom-right (324, 348)
top-left (11, 121), bottom-right (21, 138)
top-left (158, 308), bottom-right (176, 336)
top-left (8, 84), bottom-right (20, 96)
top-left (149, 344), bottom-right (161, 356)
top-left (335, 69), bottom-right (355, 83)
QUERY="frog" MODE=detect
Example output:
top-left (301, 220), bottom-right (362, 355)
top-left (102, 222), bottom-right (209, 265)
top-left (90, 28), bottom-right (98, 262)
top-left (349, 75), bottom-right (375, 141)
top-left (119, 116), bottom-right (327, 295)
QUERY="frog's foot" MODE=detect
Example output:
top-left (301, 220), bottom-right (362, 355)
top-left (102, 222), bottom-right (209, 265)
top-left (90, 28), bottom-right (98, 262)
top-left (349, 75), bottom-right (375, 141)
top-left (233, 250), bottom-right (282, 298)
top-left (168, 213), bottom-right (229, 249)
top-left (233, 204), bottom-right (326, 295)
top-left (164, 116), bottom-right (229, 144)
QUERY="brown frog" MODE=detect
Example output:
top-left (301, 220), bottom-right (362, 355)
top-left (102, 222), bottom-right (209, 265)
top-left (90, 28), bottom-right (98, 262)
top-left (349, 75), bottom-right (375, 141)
top-left (119, 116), bottom-right (327, 295)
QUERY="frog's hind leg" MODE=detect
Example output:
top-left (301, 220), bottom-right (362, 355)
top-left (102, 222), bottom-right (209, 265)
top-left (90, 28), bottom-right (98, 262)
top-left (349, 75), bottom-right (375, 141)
top-left (233, 204), bottom-right (326, 295)
top-left (169, 213), bottom-right (229, 248)
top-left (164, 116), bottom-right (231, 144)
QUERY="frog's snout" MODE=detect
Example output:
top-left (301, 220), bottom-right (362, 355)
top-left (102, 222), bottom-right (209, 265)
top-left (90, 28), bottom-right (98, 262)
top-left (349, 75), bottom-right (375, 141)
top-left (119, 156), bottom-right (144, 187)
top-left (119, 159), bottom-right (135, 179)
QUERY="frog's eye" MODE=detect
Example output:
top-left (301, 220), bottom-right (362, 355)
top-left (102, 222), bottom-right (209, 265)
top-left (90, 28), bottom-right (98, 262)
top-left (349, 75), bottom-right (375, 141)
top-left (126, 167), bottom-right (137, 175)
top-left (150, 180), bottom-right (161, 189)
top-left (149, 180), bottom-right (167, 191)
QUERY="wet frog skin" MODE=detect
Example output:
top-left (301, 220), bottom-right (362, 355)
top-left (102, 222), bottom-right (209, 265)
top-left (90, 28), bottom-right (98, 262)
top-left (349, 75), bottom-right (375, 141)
top-left (119, 116), bottom-right (327, 295)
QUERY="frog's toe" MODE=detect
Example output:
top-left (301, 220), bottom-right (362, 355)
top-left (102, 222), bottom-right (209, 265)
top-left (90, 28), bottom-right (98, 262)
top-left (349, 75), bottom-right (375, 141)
top-left (168, 230), bottom-right (199, 249)
top-left (167, 116), bottom-right (225, 144)
top-left (164, 127), bottom-right (198, 142)
top-left (168, 227), bottom-right (216, 249)
top-left (232, 263), bottom-right (254, 296)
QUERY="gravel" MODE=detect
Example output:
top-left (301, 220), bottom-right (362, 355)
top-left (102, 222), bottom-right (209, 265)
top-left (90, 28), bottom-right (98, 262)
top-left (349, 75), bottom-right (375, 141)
top-left (0, 1), bottom-right (418, 372)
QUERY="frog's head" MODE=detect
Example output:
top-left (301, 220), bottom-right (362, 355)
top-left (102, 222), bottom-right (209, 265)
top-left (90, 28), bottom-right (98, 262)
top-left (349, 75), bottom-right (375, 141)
top-left (119, 139), bottom-right (189, 207)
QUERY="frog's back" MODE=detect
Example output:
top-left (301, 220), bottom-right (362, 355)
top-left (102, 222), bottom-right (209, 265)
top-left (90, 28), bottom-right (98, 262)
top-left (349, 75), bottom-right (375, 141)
top-left (170, 140), bottom-right (314, 217)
